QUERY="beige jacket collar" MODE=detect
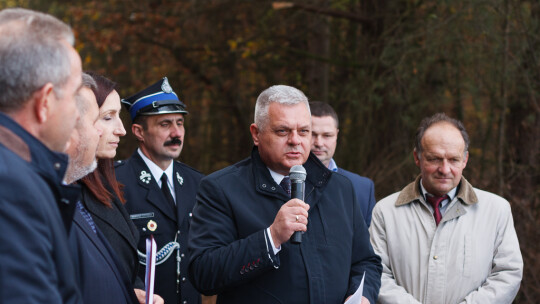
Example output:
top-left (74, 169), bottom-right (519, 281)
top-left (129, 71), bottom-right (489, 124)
top-left (395, 175), bottom-right (479, 207)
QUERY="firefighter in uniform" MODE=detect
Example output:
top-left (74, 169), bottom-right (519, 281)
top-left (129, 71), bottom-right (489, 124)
top-left (116, 77), bottom-right (203, 304)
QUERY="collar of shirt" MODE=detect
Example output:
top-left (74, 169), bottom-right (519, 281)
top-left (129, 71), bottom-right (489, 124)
top-left (328, 158), bottom-right (338, 172)
top-left (268, 167), bottom-right (286, 185)
top-left (137, 148), bottom-right (174, 190)
top-left (419, 178), bottom-right (457, 214)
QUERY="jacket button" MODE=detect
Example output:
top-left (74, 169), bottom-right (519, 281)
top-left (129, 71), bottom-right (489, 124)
top-left (181, 253), bottom-right (185, 258)
top-left (182, 277), bottom-right (186, 282)
top-left (271, 186), bottom-right (276, 190)
top-left (262, 184), bottom-right (267, 188)
top-left (433, 255), bottom-right (438, 260)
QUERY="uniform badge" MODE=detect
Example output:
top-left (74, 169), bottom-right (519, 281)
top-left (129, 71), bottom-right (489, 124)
top-left (176, 172), bottom-right (183, 185)
top-left (139, 170), bottom-right (151, 184)
top-left (161, 77), bottom-right (173, 93)
top-left (147, 220), bottom-right (157, 232)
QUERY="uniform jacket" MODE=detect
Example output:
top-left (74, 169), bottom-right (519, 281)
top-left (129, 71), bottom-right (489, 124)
top-left (336, 167), bottom-right (376, 227)
top-left (83, 184), bottom-right (143, 289)
top-left (115, 151), bottom-right (204, 304)
top-left (188, 147), bottom-right (382, 304)
top-left (369, 176), bottom-right (523, 304)
top-left (0, 113), bottom-right (82, 303)
top-left (69, 198), bottom-right (138, 304)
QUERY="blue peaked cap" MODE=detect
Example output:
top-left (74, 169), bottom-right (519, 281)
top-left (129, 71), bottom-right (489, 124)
top-left (121, 77), bottom-right (188, 121)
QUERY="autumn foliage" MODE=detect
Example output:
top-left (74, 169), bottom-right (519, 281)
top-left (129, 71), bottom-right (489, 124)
top-left (3, 0), bottom-right (539, 301)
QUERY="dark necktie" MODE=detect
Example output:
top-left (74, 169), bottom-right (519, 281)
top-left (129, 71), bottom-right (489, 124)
top-left (426, 194), bottom-right (448, 226)
top-left (161, 173), bottom-right (176, 210)
top-left (280, 176), bottom-right (291, 197)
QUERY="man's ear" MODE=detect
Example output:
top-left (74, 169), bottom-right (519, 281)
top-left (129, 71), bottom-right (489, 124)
top-left (65, 128), bottom-right (78, 155)
top-left (33, 83), bottom-right (55, 124)
top-left (250, 123), bottom-right (260, 146)
top-left (413, 148), bottom-right (421, 168)
top-left (132, 123), bottom-right (144, 142)
top-left (462, 151), bottom-right (469, 169)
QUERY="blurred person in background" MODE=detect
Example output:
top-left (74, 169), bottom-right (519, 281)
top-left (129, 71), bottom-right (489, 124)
top-left (310, 101), bottom-right (376, 226)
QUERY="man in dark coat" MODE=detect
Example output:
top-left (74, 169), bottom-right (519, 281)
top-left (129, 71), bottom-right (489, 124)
top-left (309, 101), bottom-right (376, 226)
top-left (188, 85), bottom-right (382, 304)
top-left (116, 77), bottom-right (204, 304)
top-left (0, 8), bottom-right (83, 303)
top-left (64, 73), bottom-right (139, 304)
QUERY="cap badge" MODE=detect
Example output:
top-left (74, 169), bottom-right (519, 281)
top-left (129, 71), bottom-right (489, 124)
top-left (161, 78), bottom-right (173, 93)
top-left (139, 170), bottom-right (151, 184)
top-left (147, 220), bottom-right (157, 232)
top-left (176, 172), bottom-right (183, 186)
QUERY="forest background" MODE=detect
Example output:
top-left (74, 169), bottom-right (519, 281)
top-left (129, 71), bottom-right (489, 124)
top-left (2, 0), bottom-right (539, 302)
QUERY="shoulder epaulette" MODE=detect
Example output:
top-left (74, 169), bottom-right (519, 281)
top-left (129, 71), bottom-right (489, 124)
top-left (114, 160), bottom-right (126, 168)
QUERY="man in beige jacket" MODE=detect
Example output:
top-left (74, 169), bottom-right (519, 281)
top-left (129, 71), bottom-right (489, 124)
top-left (370, 113), bottom-right (523, 303)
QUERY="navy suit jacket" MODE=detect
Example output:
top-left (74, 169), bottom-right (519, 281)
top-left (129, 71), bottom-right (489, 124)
top-left (0, 113), bottom-right (82, 303)
top-left (188, 148), bottom-right (382, 304)
top-left (336, 168), bottom-right (376, 227)
top-left (69, 202), bottom-right (138, 304)
top-left (115, 151), bottom-right (204, 304)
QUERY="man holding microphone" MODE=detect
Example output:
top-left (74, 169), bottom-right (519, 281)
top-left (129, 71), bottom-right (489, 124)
top-left (188, 85), bottom-right (381, 304)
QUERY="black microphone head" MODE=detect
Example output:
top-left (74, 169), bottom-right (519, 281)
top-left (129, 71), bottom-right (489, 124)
top-left (289, 165), bottom-right (307, 182)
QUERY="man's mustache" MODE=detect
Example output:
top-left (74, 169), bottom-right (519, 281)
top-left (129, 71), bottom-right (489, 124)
top-left (164, 137), bottom-right (182, 146)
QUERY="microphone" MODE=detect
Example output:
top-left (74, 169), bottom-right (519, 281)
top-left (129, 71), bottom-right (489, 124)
top-left (289, 165), bottom-right (307, 244)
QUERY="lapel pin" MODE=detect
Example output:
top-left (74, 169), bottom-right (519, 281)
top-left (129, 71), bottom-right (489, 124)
top-left (139, 170), bottom-right (151, 184)
top-left (147, 220), bottom-right (157, 232)
top-left (176, 172), bottom-right (183, 186)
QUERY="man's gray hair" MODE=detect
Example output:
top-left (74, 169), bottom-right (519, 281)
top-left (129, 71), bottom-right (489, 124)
top-left (254, 85), bottom-right (310, 130)
top-left (81, 72), bottom-right (97, 91)
top-left (0, 8), bottom-right (75, 112)
top-left (75, 73), bottom-right (97, 117)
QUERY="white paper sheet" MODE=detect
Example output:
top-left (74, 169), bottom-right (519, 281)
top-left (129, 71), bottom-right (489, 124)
top-left (145, 235), bottom-right (157, 304)
top-left (344, 272), bottom-right (365, 304)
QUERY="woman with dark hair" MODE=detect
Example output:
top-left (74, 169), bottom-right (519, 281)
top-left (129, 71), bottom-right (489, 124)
top-left (82, 72), bottom-right (163, 304)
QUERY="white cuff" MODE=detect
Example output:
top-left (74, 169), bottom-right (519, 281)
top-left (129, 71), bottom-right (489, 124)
top-left (266, 227), bottom-right (281, 255)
